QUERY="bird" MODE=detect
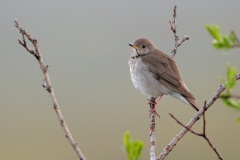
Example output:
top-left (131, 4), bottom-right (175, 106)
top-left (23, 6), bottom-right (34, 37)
top-left (128, 38), bottom-right (199, 112)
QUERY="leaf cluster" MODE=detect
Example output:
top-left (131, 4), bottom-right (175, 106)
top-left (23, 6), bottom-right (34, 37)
top-left (205, 24), bottom-right (240, 123)
top-left (123, 131), bottom-right (144, 160)
top-left (220, 65), bottom-right (240, 122)
top-left (205, 24), bottom-right (237, 51)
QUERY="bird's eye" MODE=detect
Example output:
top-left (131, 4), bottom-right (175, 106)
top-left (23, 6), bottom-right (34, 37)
top-left (142, 45), bottom-right (145, 48)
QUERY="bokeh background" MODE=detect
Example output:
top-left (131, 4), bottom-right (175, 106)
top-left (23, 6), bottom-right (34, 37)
top-left (1, 0), bottom-right (240, 159)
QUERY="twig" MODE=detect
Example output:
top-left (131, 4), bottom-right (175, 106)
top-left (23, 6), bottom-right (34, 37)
top-left (169, 5), bottom-right (189, 58)
top-left (157, 73), bottom-right (240, 160)
top-left (14, 19), bottom-right (86, 160)
top-left (231, 31), bottom-right (240, 48)
top-left (169, 112), bottom-right (201, 136)
top-left (169, 102), bottom-right (223, 160)
top-left (148, 97), bottom-right (157, 160)
top-left (202, 102), bottom-right (207, 136)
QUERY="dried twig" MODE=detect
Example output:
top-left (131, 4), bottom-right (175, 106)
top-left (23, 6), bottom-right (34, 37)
top-left (157, 73), bottom-right (240, 160)
top-left (14, 19), bottom-right (86, 160)
top-left (169, 102), bottom-right (223, 160)
top-left (169, 5), bottom-right (189, 58)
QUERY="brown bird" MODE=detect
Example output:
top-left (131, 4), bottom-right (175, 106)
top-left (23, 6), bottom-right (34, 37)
top-left (128, 38), bottom-right (199, 111)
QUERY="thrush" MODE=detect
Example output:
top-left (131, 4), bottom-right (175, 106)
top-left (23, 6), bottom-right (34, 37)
top-left (128, 38), bottom-right (199, 112)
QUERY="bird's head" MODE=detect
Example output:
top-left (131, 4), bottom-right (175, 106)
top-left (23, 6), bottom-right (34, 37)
top-left (129, 38), bottom-right (155, 56)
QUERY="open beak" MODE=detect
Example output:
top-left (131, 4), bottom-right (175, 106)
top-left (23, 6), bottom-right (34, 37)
top-left (128, 44), bottom-right (139, 49)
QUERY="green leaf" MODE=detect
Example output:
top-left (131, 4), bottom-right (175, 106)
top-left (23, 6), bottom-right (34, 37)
top-left (226, 64), bottom-right (237, 89)
top-left (123, 131), bottom-right (144, 160)
top-left (212, 41), bottom-right (223, 49)
top-left (229, 32), bottom-right (237, 45)
top-left (221, 98), bottom-right (240, 110)
top-left (134, 141), bottom-right (144, 160)
top-left (223, 36), bottom-right (231, 49)
top-left (123, 131), bottom-right (132, 159)
top-left (220, 93), bottom-right (230, 100)
top-left (205, 24), bottom-right (238, 51)
top-left (205, 24), bottom-right (223, 42)
top-left (123, 131), bottom-right (130, 147)
top-left (134, 141), bottom-right (144, 159)
top-left (221, 97), bottom-right (232, 106)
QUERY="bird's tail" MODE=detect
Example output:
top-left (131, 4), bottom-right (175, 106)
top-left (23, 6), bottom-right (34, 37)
top-left (186, 97), bottom-right (199, 111)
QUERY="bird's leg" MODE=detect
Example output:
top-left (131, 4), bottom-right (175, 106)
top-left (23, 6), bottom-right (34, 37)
top-left (155, 95), bottom-right (162, 109)
top-left (148, 96), bottom-right (162, 118)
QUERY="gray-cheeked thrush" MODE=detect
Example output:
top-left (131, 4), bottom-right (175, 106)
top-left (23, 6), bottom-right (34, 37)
top-left (128, 38), bottom-right (199, 111)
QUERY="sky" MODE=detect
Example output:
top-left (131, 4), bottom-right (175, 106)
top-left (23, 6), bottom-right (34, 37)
top-left (1, 0), bottom-right (240, 160)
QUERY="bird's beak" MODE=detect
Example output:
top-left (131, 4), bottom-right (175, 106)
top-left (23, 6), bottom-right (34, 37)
top-left (128, 44), bottom-right (139, 49)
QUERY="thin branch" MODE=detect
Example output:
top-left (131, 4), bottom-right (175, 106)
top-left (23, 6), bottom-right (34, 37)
top-left (231, 31), bottom-right (240, 48)
top-left (15, 19), bottom-right (40, 59)
top-left (170, 102), bottom-right (223, 160)
top-left (148, 97), bottom-right (157, 160)
top-left (157, 73), bottom-right (240, 160)
top-left (169, 113), bottom-right (202, 136)
top-left (14, 19), bottom-right (86, 160)
top-left (202, 102), bottom-right (207, 136)
top-left (169, 5), bottom-right (189, 58)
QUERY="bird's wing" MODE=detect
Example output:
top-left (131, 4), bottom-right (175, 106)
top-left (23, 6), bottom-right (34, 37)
top-left (141, 50), bottom-right (195, 99)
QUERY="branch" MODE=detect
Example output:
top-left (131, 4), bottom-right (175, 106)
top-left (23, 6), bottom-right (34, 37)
top-left (14, 19), bottom-right (86, 160)
top-left (169, 102), bottom-right (223, 160)
top-left (231, 31), bottom-right (240, 48)
top-left (157, 73), bottom-right (240, 160)
top-left (169, 5), bottom-right (189, 58)
top-left (148, 97), bottom-right (157, 160)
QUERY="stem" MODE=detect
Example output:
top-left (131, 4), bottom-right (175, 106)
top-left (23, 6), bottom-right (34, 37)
top-left (14, 19), bottom-right (86, 160)
top-left (149, 97), bottom-right (157, 160)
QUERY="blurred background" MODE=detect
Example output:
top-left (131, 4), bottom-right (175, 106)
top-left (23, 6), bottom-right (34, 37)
top-left (1, 0), bottom-right (240, 159)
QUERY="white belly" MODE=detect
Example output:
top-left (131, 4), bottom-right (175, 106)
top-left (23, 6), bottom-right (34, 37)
top-left (130, 59), bottom-right (171, 98)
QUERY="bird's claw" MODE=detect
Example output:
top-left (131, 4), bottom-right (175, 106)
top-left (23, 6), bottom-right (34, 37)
top-left (148, 97), bottom-right (160, 118)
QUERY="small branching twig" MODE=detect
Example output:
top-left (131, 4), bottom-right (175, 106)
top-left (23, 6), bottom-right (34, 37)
top-left (14, 19), bottom-right (86, 160)
top-left (169, 5), bottom-right (189, 58)
top-left (157, 73), bottom-right (240, 160)
top-left (169, 102), bottom-right (223, 160)
top-left (15, 19), bottom-right (41, 60)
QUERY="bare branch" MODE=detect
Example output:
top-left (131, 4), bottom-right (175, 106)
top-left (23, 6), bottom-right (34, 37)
top-left (169, 5), bottom-right (189, 58)
top-left (202, 102), bottom-right (207, 136)
top-left (14, 19), bottom-right (86, 160)
top-left (169, 113), bottom-right (202, 136)
top-left (157, 73), bottom-right (240, 160)
top-left (148, 97), bottom-right (157, 160)
top-left (170, 102), bottom-right (223, 160)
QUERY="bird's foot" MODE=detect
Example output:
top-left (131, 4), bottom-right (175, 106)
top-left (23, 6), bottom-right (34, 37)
top-left (149, 106), bottom-right (160, 118)
top-left (148, 97), bottom-right (161, 118)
